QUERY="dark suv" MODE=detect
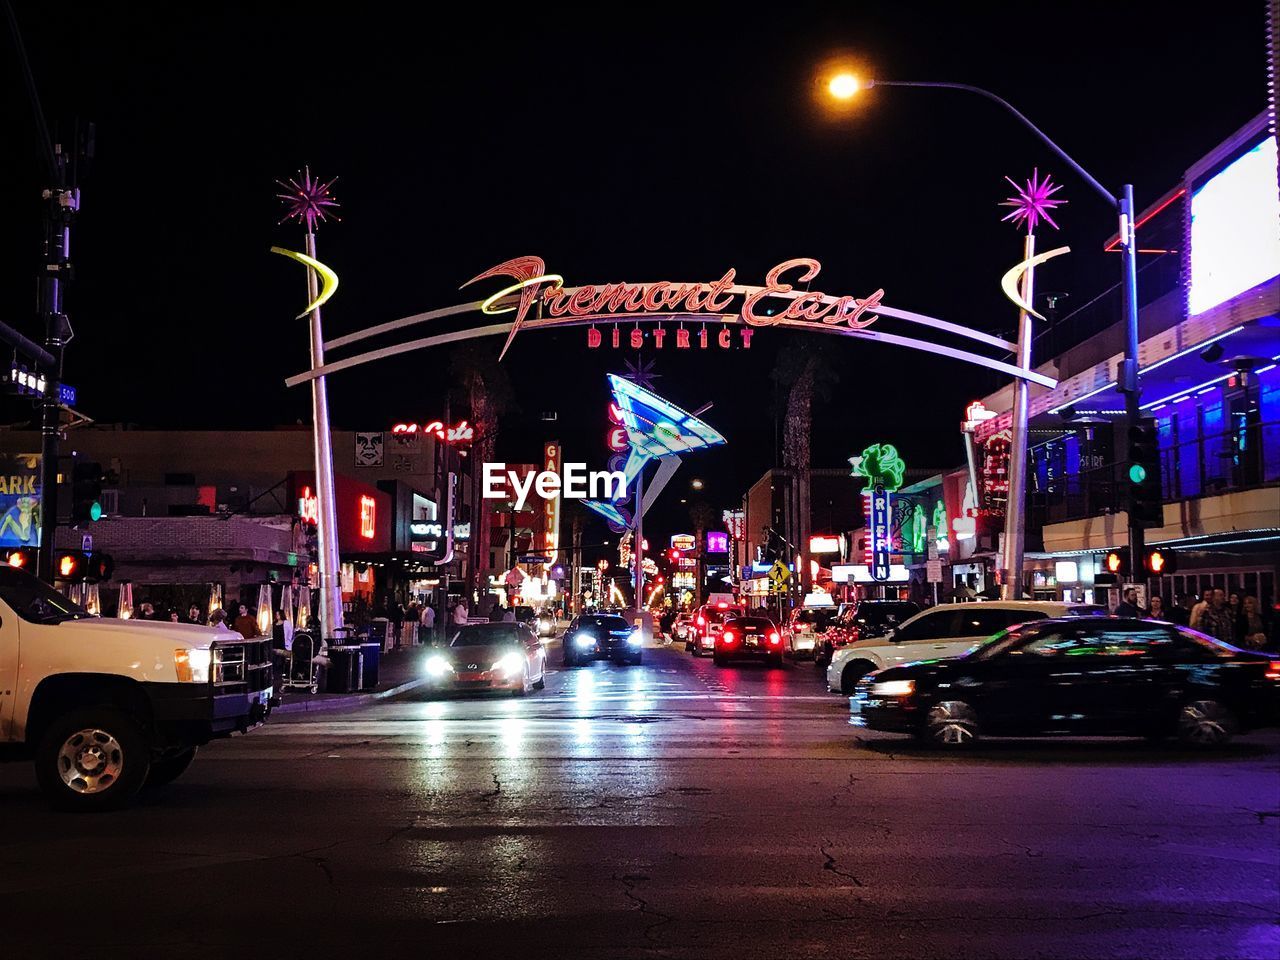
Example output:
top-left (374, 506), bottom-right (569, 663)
top-left (563, 614), bottom-right (643, 666)
top-left (816, 600), bottom-right (921, 667)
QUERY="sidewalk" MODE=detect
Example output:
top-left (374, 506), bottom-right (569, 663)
top-left (273, 644), bottom-right (429, 715)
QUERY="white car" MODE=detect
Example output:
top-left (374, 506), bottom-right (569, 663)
top-left (826, 600), bottom-right (1107, 694)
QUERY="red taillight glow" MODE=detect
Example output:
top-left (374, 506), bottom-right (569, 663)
top-left (768, 632), bottom-right (781, 645)
top-left (1266, 662), bottom-right (1280, 680)
top-left (716, 602), bottom-right (728, 609)
top-left (697, 616), bottom-right (705, 626)
top-left (722, 631), bottom-right (735, 643)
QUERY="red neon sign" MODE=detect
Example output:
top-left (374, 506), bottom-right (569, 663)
top-left (298, 486), bottom-right (319, 525)
top-left (392, 420), bottom-right (475, 443)
top-left (359, 495), bottom-right (377, 540)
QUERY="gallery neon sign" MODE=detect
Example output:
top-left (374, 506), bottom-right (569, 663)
top-left (392, 420), bottom-right (475, 443)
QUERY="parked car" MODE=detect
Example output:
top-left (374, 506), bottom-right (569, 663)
top-left (852, 617), bottom-right (1280, 748)
top-left (713, 615), bottom-right (785, 667)
top-left (673, 613), bottom-right (695, 642)
top-left (563, 613), bottom-right (643, 666)
top-left (423, 622), bottom-right (547, 695)
top-left (688, 601), bottom-right (745, 656)
top-left (827, 600), bottom-right (1105, 694)
top-left (816, 599), bottom-right (921, 668)
top-left (0, 565), bottom-right (272, 810)
top-left (784, 606), bottom-right (838, 660)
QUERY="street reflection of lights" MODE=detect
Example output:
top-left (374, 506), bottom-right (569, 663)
top-left (420, 700), bottom-right (447, 719)
top-left (573, 717), bottom-right (596, 747)
top-left (575, 671), bottom-right (599, 707)
top-left (498, 717), bottom-right (526, 757)
top-left (423, 719), bottom-right (447, 753)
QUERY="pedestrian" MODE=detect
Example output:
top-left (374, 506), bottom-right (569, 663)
top-left (1114, 587), bottom-right (1146, 618)
top-left (1190, 592), bottom-right (1210, 630)
top-left (232, 603), bottom-right (258, 639)
top-left (422, 602), bottom-right (436, 643)
top-left (1197, 589), bottom-right (1235, 645)
top-left (169, 610), bottom-right (181, 623)
top-left (452, 599), bottom-right (469, 627)
top-left (187, 603), bottom-right (203, 625)
top-left (1235, 596), bottom-right (1273, 651)
top-left (139, 601), bottom-right (157, 620)
top-left (1167, 593), bottom-right (1192, 627)
top-left (1147, 595), bottom-right (1165, 621)
top-left (209, 608), bottom-right (231, 631)
top-left (1228, 592), bottom-right (1241, 621)
top-left (501, 605), bottom-right (516, 623)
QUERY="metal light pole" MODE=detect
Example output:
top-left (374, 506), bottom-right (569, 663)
top-left (862, 80), bottom-right (1143, 578)
top-left (633, 470), bottom-right (645, 613)
top-left (1002, 231), bottom-right (1036, 598)
top-left (276, 169), bottom-right (344, 640)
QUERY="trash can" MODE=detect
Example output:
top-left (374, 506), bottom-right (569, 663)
top-left (325, 644), bottom-right (360, 693)
top-left (358, 642), bottom-right (381, 691)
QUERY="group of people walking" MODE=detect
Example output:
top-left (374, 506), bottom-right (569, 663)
top-left (1115, 587), bottom-right (1275, 649)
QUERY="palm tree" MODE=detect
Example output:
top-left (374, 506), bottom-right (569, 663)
top-left (771, 341), bottom-right (840, 595)
top-left (449, 342), bottom-right (518, 601)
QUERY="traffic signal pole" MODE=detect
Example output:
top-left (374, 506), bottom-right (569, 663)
top-left (1118, 184), bottom-right (1145, 576)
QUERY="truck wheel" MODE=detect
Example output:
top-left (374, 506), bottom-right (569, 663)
top-left (146, 747), bottom-right (198, 788)
top-left (35, 708), bottom-right (151, 811)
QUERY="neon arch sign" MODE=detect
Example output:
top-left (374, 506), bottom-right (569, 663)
top-left (285, 255), bottom-right (1058, 390)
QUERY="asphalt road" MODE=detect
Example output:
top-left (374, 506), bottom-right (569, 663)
top-left (2, 636), bottom-right (1278, 959)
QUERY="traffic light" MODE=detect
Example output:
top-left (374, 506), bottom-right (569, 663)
top-left (1102, 547), bottom-right (1130, 579)
top-left (71, 461), bottom-right (105, 526)
top-left (1143, 547), bottom-right (1177, 576)
top-left (5, 547), bottom-right (36, 570)
top-left (56, 551), bottom-right (84, 580)
top-left (1126, 419), bottom-right (1163, 529)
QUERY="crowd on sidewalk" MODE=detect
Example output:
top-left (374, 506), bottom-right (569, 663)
top-left (1114, 586), bottom-right (1276, 650)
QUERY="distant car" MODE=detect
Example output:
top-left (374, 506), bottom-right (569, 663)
top-left (673, 613), bottom-right (694, 642)
top-left (535, 610), bottom-right (557, 638)
top-left (714, 615), bottom-right (785, 667)
top-left (852, 618), bottom-right (1280, 748)
top-left (816, 600), bottom-right (920, 668)
top-left (688, 602), bottom-right (745, 656)
top-left (423, 622), bottom-right (547, 696)
top-left (785, 606), bottom-right (838, 659)
top-left (827, 600), bottom-right (1104, 695)
top-left (563, 613), bottom-right (643, 666)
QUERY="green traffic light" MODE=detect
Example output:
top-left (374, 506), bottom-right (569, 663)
top-left (89, 501), bottom-right (102, 521)
top-left (1128, 464), bottom-right (1147, 484)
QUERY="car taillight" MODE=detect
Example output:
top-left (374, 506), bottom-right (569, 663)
top-left (697, 616), bottom-right (705, 626)
top-left (768, 632), bottom-right (781, 645)
top-left (722, 630), bottom-right (735, 643)
top-left (1266, 662), bottom-right (1280, 681)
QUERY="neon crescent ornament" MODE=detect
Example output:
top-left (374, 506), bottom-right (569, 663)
top-left (999, 245), bottom-right (1070, 320)
top-left (271, 246), bottom-right (340, 318)
top-left (1000, 169), bottom-right (1067, 233)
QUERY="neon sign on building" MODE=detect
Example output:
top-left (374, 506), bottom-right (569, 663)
top-left (851, 444), bottom-right (906, 583)
top-left (359, 495), bottom-right (377, 540)
top-left (391, 420), bottom-right (475, 443)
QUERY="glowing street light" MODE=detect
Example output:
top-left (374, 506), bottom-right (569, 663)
top-left (691, 478), bottom-right (705, 490)
top-left (828, 72), bottom-right (862, 100)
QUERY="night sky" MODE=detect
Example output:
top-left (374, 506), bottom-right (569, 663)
top-left (0, 3), bottom-right (1268, 545)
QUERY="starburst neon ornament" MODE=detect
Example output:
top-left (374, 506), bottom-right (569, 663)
top-left (275, 166), bottom-right (341, 232)
top-left (999, 168), bottom-right (1066, 233)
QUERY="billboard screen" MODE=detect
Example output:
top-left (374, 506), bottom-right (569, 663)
top-left (0, 453), bottom-right (42, 548)
top-left (1189, 136), bottom-right (1280, 315)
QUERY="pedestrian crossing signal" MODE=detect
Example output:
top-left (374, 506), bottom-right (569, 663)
top-left (1103, 548), bottom-right (1130, 577)
top-left (1144, 548), bottom-right (1176, 575)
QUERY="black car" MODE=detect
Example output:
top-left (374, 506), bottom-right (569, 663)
top-left (563, 613), bottom-right (643, 666)
top-left (817, 599), bottom-right (921, 667)
top-left (852, 617), bottom-right (1280, 748)
top-left (713, 616), bottom-right (785, 667)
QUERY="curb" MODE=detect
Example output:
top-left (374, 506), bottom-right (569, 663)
top-left (273, 676), bottom-right (428, 715)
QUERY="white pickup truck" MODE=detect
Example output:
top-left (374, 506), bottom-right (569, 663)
top-left (0, 566), bottom-right (273, 810)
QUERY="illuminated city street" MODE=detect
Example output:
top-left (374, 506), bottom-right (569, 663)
top-left (2, 637), bottom-right (1278, 958)
top-left (2, 5), bottom-right (1279, 959)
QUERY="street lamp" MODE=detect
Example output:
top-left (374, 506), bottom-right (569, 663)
top-left (832, 75), bottom-right (1144, 595)
top-left (691, 478), bottom-right (705, 491)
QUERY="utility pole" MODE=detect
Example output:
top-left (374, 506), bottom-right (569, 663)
top-left (5, 3), bottom-right (87, 583)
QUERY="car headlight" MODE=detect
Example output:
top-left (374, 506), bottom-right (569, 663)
top-left (626, 631), bottom-right (643, 646)
top-left (575, 634), bottom-right (595, 648)
top-left (174, 647), bottom-right (212, 683)
top-left (492, 652), bottom-right (525, 675)
top-left (870, 679), bottom-right (914, 697)
top-left (425, 655), bottom-right (454, 677)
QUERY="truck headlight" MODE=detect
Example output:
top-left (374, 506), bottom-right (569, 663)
top-left (492, 652), bottom-right (525, 675)
top-left (870, 679), bottom-right (914, 697)
top-left (174, 647), bottom-right (212, 683)
top-left (425, 655), bottom-right (454, 677)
